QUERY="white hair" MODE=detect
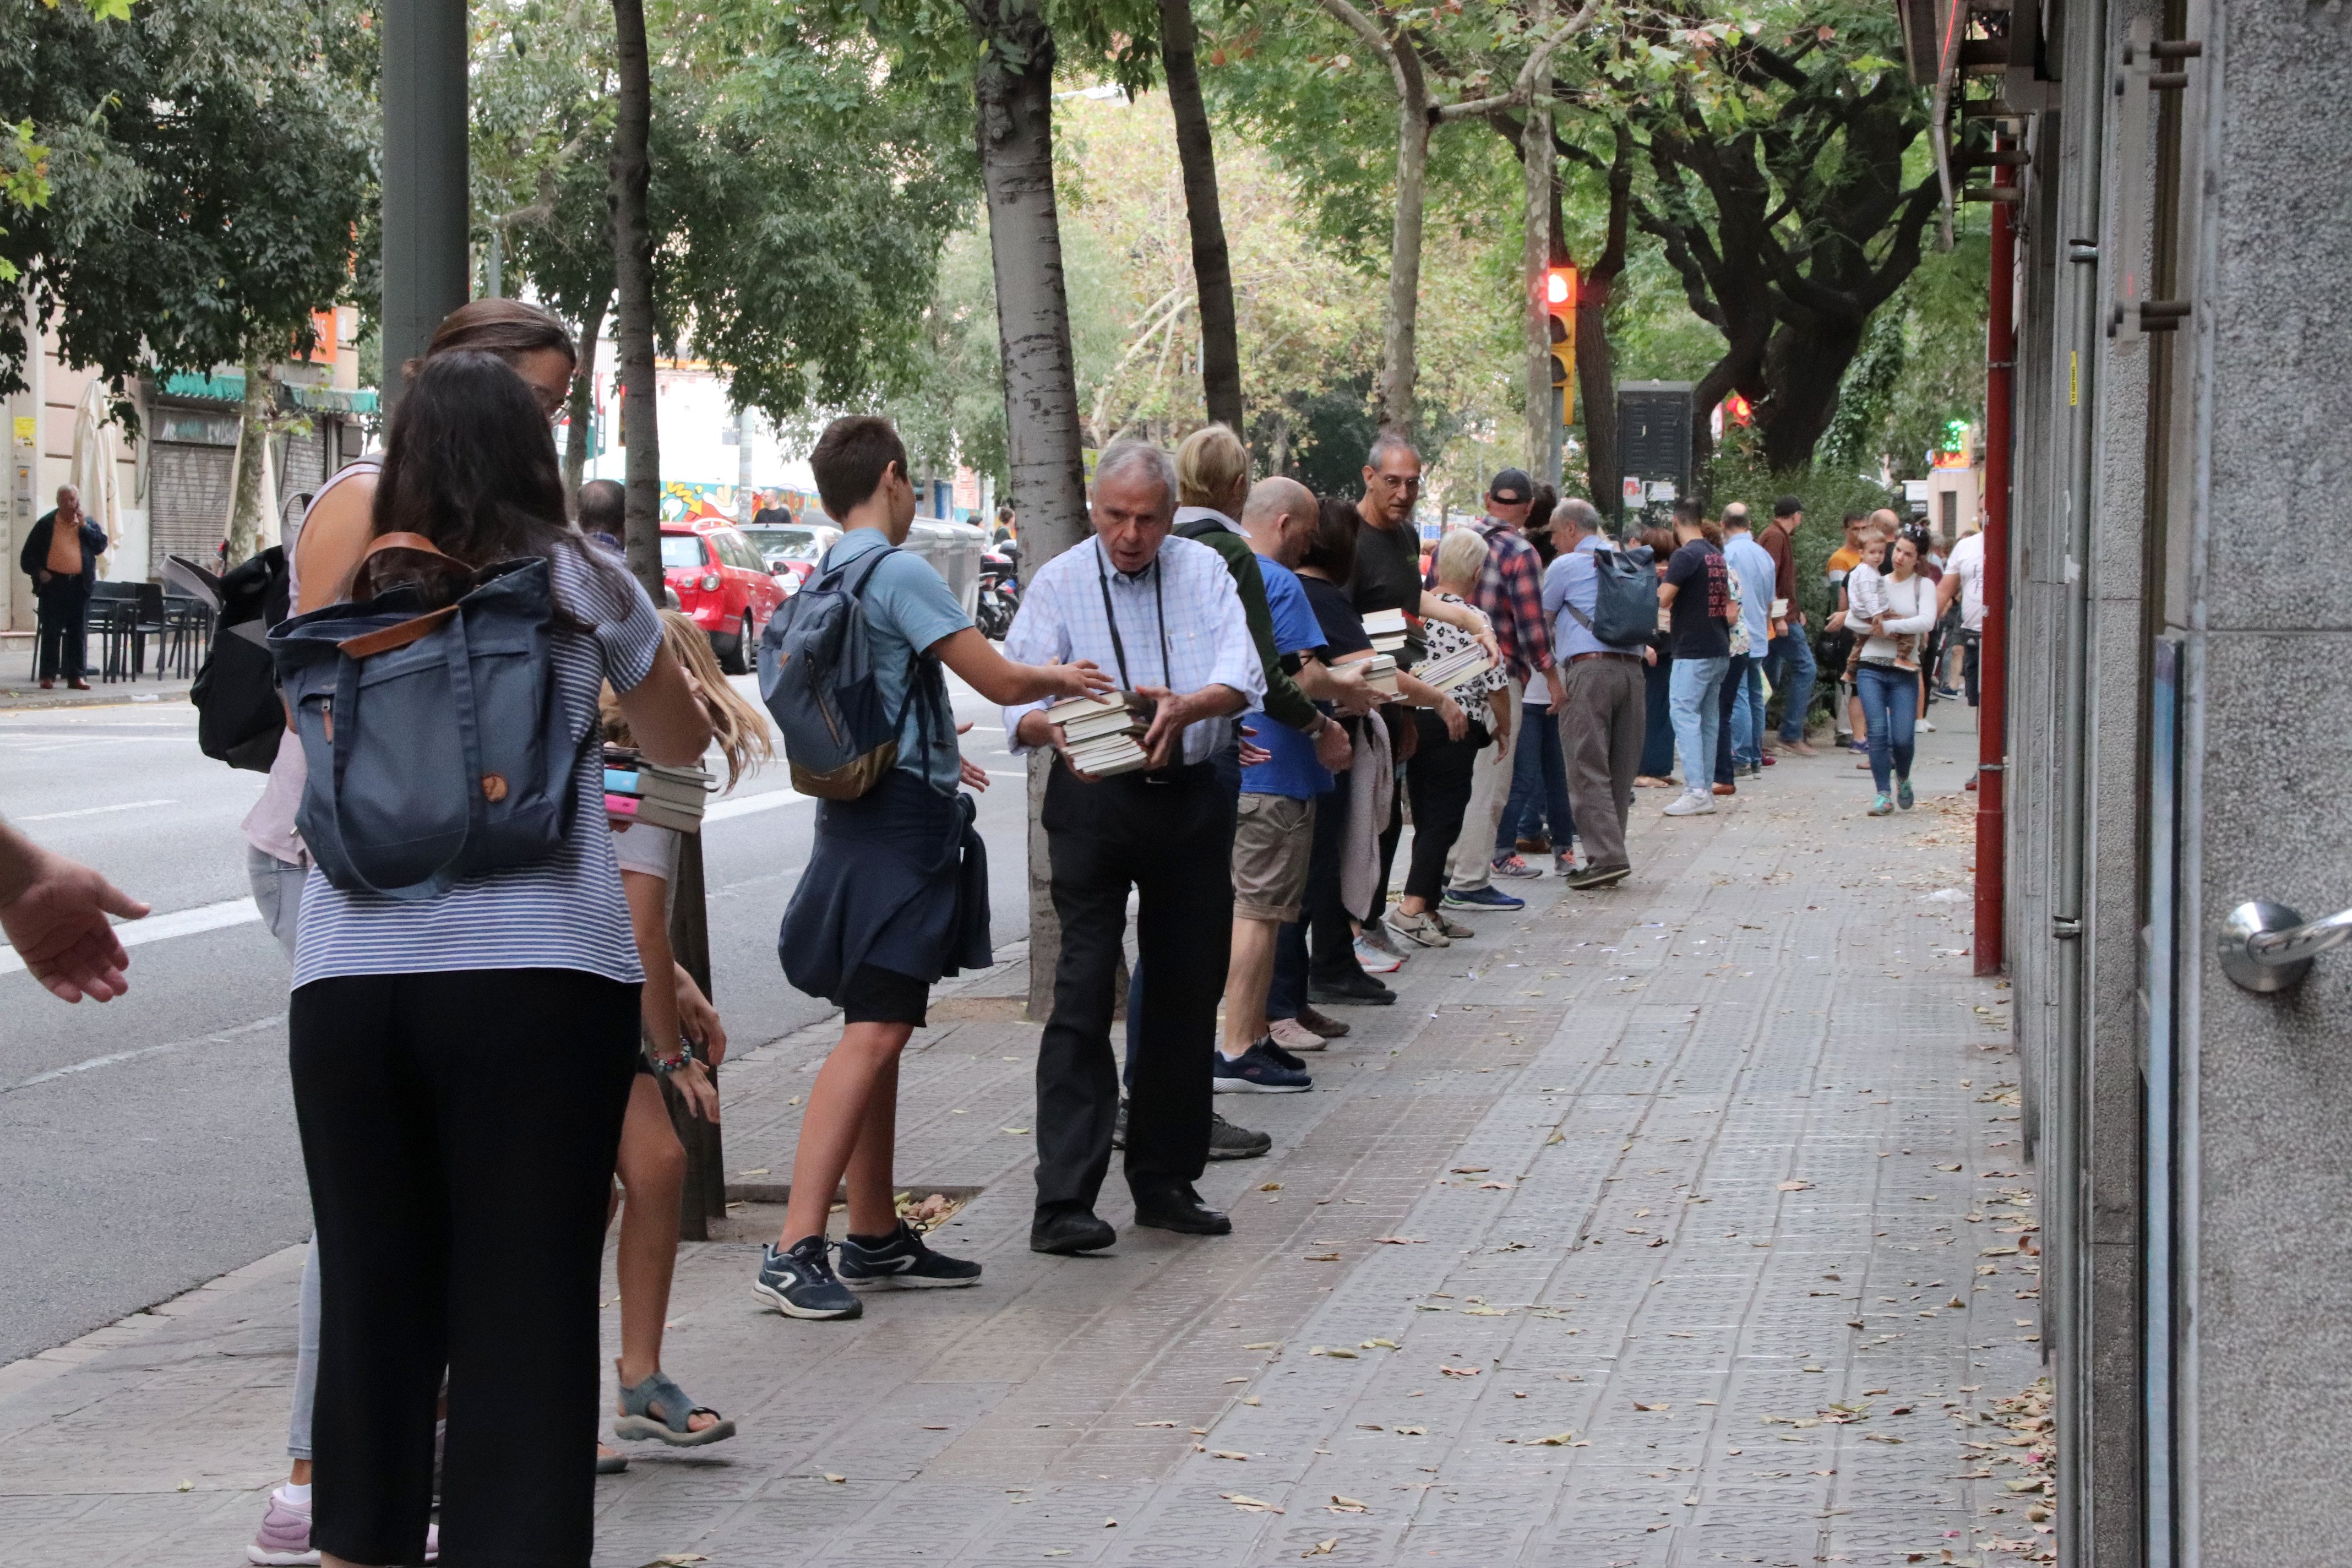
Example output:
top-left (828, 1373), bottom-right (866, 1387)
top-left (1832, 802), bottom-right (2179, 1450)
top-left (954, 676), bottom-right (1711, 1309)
top-left (1093, 440), bottom-right (1178, 512)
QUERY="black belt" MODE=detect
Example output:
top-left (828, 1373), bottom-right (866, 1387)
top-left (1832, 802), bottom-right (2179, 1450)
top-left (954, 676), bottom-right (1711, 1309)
top-left (1055, 754), bottom-right (1217, 788)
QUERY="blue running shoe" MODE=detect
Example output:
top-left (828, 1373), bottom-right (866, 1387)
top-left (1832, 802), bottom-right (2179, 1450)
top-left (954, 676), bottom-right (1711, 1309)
top-left (1213, 1041), bottom-right (1313, 1093)
top-left (1442, 884), bottom-right (1526, 911)
top-left (837, 1221), bottom-right (982, 1291)
top-left (752, 1235), bottom-right (862, 1319)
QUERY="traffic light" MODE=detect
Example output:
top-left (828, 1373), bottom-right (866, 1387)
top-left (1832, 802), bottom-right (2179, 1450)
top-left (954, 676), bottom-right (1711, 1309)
top-left (1544, 265), bottom-right (1578, 426)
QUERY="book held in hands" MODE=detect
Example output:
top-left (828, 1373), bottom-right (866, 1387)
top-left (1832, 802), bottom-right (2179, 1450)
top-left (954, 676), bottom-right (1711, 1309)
top-left (604, 745), bottom-right (714, 833)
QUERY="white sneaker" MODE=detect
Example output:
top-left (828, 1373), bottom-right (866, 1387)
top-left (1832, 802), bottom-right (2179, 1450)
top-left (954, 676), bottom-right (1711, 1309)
top-left (1663, 791), bottom-right (1715, 817)
top-left (1268, 1017), bottom-right (1327, 1053)
top-left (1918, 718), bottom-right (1936, 732)
top-left (1353, 935), bottom-right (1402, 974)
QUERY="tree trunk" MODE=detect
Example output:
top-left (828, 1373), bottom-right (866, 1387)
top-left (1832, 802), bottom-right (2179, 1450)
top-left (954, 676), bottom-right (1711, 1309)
top-left (1520, 67), bottom-right (1552, 481)
top-left (1158, 0), bottom-right (1242, 434)
top-left (966, 0), bottom-right (1089, 1023)
top-left (608, 0), bottom-right (662, 603)
top-left (1576, 133), bottom-right (1632, 521)
top-left (564, 282), bottom-right (611, 507)
top-left (224, 358), bottom-right (273, 567)
top-left (1377, 53), bottom-right (1430, 436)
top-left (1757, 312), bottom-right (1868, 471)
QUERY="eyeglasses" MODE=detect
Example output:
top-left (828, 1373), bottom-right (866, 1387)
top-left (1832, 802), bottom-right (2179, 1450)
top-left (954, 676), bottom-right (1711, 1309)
top-left (531, 384), bottom-right (569, 422)
top-left (1374, 471), bottom-right (1423, 489)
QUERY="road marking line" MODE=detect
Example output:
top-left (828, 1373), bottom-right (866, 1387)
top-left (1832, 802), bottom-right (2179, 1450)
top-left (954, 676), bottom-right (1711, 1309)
top-left (703, 790), bottom-right (813, 824)
top-left (0, 1013), bottom-right (286, 1095)
top-left (0, 897), bottom-right (262, 977)
top-left (18, 798), bottom-right (176, 822)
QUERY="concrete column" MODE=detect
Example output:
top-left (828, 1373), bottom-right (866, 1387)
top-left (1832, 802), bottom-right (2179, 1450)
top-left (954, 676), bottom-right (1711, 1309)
top-left (380, 0), bottom-right (470, 406)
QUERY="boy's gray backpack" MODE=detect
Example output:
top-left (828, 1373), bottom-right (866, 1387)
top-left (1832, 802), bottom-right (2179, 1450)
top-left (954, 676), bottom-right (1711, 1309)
top-left (268, 533), bottom-right (582, 900)
top-left (1561, 543), bottom-right (1658, 648)
top-left (759, 543), bottom-right (936, 799)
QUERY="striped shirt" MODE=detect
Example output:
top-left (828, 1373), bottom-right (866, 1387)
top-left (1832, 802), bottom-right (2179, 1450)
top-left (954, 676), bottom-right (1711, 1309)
top-left (291, 544), bottom-right (664, 989)
top-left (1000, 533), bottom-right (1263, 767)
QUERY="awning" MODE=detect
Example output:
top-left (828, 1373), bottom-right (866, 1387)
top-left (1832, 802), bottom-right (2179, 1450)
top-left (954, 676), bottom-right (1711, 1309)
top-left (153, 371), bottom-right (378, 416)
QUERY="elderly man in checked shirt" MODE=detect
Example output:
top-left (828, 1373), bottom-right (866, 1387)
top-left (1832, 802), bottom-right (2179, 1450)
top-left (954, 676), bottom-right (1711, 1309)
top-left (1002, 441), bottom-right (1265, 1257)
top-left (1439, 469), bottom-right (1567, 907)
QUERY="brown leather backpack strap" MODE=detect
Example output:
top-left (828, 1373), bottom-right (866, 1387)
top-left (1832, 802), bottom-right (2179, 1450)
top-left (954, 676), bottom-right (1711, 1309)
top-left (337, 603), bottom-right (460, 659)
top-left (362, 531), bottom-right (447, 561)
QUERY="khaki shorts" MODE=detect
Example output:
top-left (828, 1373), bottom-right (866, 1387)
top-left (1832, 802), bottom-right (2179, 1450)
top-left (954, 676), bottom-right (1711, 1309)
top-left (1231, 792), bottom-right (1316, 923)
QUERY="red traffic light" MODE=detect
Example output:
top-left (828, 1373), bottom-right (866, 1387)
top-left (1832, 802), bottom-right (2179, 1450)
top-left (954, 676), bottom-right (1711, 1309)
top-left (1545, 266), bottom-right (1578, 309)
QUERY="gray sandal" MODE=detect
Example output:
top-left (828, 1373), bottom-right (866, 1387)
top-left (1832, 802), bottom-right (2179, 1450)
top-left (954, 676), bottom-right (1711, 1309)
top-left (613, 1365), bottom-right (737, 1447)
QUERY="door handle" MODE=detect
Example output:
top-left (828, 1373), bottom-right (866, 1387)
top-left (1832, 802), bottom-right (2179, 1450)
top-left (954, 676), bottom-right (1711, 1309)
top-left (2217, 900), bottom-right (2352, 992)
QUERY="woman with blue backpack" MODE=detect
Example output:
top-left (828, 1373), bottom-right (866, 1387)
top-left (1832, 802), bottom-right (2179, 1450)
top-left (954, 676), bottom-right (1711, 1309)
top-left (277, 350), bottom-right (711, 1568)
top-left (751, 416), bottom-right (1112, 1321)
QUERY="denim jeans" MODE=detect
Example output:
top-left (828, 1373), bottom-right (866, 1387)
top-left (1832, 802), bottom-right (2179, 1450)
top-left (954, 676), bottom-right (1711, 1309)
top-left (1762, 628), bottom-right (1819, 742)
top-left (1856, 663), bottom-right (1918, 794)
top-left (1641, 651), bottom-right (1677, 777)
top-left (1716, 652), bottom-right (1755, 783)
top-left (1667, 655), bottom-right (1730, 795)
top-left (1499, 700), bottom-right (1574, 852)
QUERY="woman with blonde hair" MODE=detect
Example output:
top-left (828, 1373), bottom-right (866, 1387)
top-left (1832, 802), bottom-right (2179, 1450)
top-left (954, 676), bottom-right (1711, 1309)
top-left (591, 610), bottom-right (771, 1467)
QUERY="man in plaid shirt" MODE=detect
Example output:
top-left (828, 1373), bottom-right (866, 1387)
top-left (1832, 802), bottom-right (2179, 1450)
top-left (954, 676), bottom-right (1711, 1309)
top-left (1441, 469), bottom-right (1567, 906)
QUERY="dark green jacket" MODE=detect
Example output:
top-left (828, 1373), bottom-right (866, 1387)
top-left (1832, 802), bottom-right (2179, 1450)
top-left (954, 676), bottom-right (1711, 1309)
top-left (1174, 512), bottom-right (1319, 735)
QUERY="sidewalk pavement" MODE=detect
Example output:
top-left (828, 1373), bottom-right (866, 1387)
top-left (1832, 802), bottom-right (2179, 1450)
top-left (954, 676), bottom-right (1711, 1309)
top-left (0, 711), bottom-right (2050, 1567)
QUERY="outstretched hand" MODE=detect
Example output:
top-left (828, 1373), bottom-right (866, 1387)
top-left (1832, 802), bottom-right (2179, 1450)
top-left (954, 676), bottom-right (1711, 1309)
top-left (1057, 659), bottom-right (1115, 700)
top-left (0, 834), bottom-right (149, 1004)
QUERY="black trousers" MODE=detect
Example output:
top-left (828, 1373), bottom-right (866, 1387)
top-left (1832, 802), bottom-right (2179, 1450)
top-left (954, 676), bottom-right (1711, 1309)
top-left (1301, 769), bottom-right (1362, 983)
top-left (1403, 713), bottom-right (1482, 903)
top-left (290, 968), bottom-right (640, 1568)
top-left (1036, 761), bottom-right (1233, 1215)
top-left (34, 580), bottom-right (90, 680)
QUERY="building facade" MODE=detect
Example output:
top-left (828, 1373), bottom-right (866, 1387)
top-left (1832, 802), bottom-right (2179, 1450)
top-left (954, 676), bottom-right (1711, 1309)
top-left (1910, 0), bottom-right (2352, 1561)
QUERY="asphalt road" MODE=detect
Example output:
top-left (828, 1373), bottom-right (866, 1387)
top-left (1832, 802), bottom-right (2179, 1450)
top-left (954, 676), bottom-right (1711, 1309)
top-left (0, 673), bottom-right (1037, 1365)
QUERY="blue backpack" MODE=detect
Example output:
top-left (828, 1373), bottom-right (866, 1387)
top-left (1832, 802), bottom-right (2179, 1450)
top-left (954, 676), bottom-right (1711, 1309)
top-left (1562, 543), bottom-right (1659, 648)
top-left (758, 543), bottom-right (939, 799)
top-left (268, 533), bottom-right (582, 900)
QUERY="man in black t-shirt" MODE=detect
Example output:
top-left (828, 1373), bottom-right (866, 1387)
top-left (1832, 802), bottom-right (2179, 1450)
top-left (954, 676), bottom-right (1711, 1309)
top-left (1655, 504), bottom-right (1735, 818)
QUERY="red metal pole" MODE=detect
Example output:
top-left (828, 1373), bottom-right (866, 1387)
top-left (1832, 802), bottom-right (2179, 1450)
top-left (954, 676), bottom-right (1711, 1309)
top-left (1975, 150), bottom-right (2014, 977)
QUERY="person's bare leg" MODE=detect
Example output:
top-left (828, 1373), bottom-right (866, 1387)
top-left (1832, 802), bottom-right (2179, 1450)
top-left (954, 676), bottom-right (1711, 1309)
top-left (1396, 894), bottom-right (1430, 917)
top-left (778, 1022), bottom-right (914, 1248)
top-left (611, 1076), bottom-right (716, 1433)
top-left (842, 1048), bottom-right (907, 1238)
top-left (1219, 916), bottom-right (1278, 1060)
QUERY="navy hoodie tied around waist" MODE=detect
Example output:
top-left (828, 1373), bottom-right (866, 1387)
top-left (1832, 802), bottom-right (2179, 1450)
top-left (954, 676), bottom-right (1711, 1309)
top-left (778, 769), bottom-right (992, 1003)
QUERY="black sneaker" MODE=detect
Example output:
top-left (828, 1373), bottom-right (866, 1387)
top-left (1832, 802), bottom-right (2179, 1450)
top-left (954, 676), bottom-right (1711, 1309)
top-left (837, 1220), bottom-right (982, 1291)
top-left (1257, 1037), bottom-right (1309, 1071)
top-left (1213, 1041), bottom-right (1312, 1093)
top-left (1309, 972), bottom-right (1395, 1006)
top-left (752, 1235), bottom-right (862, 1319)
top-left (1565, 862), bottom-right (1631, 889)
top-left (1207, 1112), bottom-right (1272, 1159)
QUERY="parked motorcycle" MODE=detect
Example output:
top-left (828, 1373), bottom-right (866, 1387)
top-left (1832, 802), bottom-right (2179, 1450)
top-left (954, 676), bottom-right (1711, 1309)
top-left (976, 543), bottom-right (1020, 640)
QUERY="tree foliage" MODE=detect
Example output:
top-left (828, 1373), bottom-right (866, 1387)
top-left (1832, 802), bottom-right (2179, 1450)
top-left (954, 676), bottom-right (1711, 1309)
top-left (0, 0), bottom-right (375, 401)
top-left (472, 0), bottom-right (978, 424)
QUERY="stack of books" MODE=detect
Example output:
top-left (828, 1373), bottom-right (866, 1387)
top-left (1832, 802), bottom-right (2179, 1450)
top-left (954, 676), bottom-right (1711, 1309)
top-left (1412, 644), bottom-right (1495, 694)
top-left (604, 745), bottom-right (714, 832)
top-left (1360, 654), bottom-right (1400, 696)
top-left (1361, 607), bottom-right (1410, 656)
top-left (1048, 691), bottom-right (1159, 777)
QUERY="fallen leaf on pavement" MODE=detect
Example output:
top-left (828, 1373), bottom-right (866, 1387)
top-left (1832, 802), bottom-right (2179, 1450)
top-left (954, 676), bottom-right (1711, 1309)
top-left (1243, 1341), bottom-right (1281, 1350)
top-left (1632, 1401), bottom-right (1670, 1411)
top-left (1479, 1180), bottom-right (1512, 1190)
top-left (736, 1167), bottom-right (769, 1177)
top-left (1373, 1235), bottom-right (1425, 1244)
top-left (1362, 1338), bottom-right (1399, 1349)
top-left (1329, 1495), bottom-right (1369, 1512)
top-left (1304, 1252), bottom-right (1341, 1261)
top-left (821, 1473), bottom-right (846, 1484)
top-left (176, 1480), bottom-right (193, 1493)
top-left (1304, 1539), bottom-right (1338, 1556)
top-left (1221, 1493), bottom-right (1283, 1513)
top-left (1242, 1395), bottom-right (1261, 1406)
top-left (1439, 1364), bottom-right (1481, 1376)
top-left (1134, 1420), bottom-right (1178, 1427)
top-left (639, 1556), bottom-right (709, 1567)
top-left (1394, 1425), bottom-right (1428, 1435)
top-left (1313, 1346), bottom-right (1359, 1358)
top-left (1451, 1166), bottom-right (1490, 1174)
top-left (1210, 1449), bottom-right (1250, 1461)
top-left (1779, 1180), bottom-right (1812, 1191)
top-left (1529, 1430), bottom-right (1578, 1446)
top-left (1462, 1306), bottom-right (1510, 1316)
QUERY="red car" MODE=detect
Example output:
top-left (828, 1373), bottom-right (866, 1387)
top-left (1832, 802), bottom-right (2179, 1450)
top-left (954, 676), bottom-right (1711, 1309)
top-left (661, 520), bottom-right (787, 674)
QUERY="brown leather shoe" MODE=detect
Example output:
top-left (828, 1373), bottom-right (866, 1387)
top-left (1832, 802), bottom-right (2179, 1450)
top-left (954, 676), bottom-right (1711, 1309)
top-left (39, 679), bottom-right (54, 690)
top-left (1711, 781), bottom-right (1736, 796)
top-left (66, 679), bottom-right (91, 690)
top-left (1295, 1004), bottom-right (1351, 1039)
